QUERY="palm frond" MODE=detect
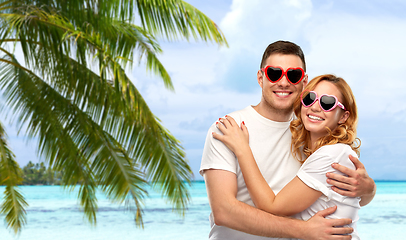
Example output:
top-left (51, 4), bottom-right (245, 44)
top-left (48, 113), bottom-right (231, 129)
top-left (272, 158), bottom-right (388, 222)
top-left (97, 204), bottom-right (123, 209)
top-left (136, 0), bottom-right (228, 45)
top-left (0, 4), bottom-right (173, 91)
top-left (108, 65), bottom-right (193, 212)
top-left (0, 0), bottom-right (226, 233)
top-left (0, 53), bottom-right (149, 224)
top-left (0, 121), bottom-right (27, 234)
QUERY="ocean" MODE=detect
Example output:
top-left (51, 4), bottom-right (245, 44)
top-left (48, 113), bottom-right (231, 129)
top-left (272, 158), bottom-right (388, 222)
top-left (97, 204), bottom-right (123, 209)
top-left (0, 181), bottom-right (405, 240)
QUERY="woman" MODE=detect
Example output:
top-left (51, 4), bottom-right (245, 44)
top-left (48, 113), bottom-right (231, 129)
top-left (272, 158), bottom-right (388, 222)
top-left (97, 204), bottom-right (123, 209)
top-left (213, 74), bottom-right (361, 239)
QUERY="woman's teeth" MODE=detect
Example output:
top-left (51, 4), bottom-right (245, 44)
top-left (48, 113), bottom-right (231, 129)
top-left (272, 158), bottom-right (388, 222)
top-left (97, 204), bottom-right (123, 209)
top-left (308, 115), bottom-right (323, 121)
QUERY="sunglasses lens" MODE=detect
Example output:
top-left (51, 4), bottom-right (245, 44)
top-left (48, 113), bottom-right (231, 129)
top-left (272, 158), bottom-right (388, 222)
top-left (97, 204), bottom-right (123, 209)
top-left (320, 96), bottom-right (336, 111)
top-left (266, 67), bottom-right (283, 82)
top-left (302, 91), bottom-right (316, 106)
top-left (287, 69), bottom-right (303, 84)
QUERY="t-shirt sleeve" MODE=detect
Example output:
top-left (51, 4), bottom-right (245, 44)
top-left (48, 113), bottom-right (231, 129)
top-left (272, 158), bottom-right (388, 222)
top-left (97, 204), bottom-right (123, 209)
top-left (199, 123), bottom-right (238, 176)
top-left (296, 145), bottom-right (356, 201)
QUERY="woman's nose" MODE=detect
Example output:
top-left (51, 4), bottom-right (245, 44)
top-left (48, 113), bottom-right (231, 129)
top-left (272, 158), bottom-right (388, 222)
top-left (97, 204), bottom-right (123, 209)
top-left (310, 100), bottom-right (321, 112)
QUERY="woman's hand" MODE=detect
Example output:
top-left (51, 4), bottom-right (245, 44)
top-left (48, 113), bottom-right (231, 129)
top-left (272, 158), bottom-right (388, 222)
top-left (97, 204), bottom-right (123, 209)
top-left (212, 116), bottom-right (249, 157)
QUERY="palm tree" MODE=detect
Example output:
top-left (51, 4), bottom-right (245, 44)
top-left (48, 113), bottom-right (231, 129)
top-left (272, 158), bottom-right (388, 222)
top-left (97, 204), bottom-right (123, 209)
top-left (0, 0), bottom-right (227, 234)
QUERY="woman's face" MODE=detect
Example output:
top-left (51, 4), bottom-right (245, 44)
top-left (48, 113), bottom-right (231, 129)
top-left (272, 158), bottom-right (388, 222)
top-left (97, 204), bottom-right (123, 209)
top-left (301, 81), bottom-right (349, 141)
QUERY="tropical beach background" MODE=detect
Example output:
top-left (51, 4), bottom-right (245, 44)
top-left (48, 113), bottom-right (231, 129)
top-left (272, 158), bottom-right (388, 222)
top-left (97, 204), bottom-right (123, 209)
top-left (1, 181), bottom-right (405, 239)
top-left (1, 0), bottom-right (406, 239)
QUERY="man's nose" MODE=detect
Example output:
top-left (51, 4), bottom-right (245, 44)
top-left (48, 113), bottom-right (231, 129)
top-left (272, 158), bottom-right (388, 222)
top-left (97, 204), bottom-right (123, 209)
top-left (277, 75), bottom-right (291, 87)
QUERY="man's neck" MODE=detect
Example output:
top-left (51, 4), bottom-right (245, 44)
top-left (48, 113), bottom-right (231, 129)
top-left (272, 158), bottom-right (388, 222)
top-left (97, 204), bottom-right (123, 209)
top-left (252, 103), bottom-right (294, 122)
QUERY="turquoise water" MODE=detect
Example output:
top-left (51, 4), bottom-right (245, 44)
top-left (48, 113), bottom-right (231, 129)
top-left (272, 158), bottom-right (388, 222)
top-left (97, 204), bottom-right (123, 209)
top-left (0, 181), bottom-right (405, 240)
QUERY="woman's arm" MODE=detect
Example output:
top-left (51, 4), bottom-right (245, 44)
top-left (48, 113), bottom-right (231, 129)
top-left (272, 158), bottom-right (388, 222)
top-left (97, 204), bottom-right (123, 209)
top-left (235, 142), bottom-right (322, 216)
top-left (213, 116), bottom-right (322, 216)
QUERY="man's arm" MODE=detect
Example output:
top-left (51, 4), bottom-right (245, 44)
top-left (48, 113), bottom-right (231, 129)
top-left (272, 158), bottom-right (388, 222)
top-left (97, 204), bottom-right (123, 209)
top-left (326, 155), bottom-right (376, 206)
top-left (204, 169), bottom-right (353, 239)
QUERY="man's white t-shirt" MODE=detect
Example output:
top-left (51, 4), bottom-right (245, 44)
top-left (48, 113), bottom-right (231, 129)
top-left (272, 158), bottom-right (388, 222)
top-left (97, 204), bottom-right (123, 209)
top-left (200, 106), bottom-right (301, 240)
top-left (296, 144), bottom-right (361, 240)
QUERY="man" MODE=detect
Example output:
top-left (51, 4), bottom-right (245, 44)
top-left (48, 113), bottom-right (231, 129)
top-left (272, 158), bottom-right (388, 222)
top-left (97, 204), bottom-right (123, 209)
top-left (200, 40), bottom-right (376, 239)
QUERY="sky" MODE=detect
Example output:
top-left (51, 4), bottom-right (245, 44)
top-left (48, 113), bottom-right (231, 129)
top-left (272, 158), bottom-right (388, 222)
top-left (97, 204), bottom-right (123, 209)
top-left (5, 0), bottom-right (406, 181)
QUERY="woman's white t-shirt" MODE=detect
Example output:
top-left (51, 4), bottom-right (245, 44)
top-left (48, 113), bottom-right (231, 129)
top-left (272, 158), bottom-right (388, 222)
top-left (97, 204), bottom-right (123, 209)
top-left (296, 143), bottom-right (361, 240)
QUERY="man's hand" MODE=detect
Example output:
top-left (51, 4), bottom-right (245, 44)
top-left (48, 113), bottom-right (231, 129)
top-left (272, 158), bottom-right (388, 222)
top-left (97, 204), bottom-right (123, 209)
top-left (326, 155), bottom-right (376, 206)
top-left (303, 206), bottom-right (353, 240)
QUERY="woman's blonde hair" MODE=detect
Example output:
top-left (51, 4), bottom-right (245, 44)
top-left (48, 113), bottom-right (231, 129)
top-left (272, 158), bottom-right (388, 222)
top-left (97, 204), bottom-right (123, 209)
top-left (290, 74), bottom-right (361, 163)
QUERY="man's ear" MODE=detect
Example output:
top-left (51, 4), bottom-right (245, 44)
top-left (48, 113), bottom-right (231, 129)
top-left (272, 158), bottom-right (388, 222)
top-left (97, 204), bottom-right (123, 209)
top-left (301, 74), bottom-right (308, 91)
top-left (257, 70), bottom-right (264, 88)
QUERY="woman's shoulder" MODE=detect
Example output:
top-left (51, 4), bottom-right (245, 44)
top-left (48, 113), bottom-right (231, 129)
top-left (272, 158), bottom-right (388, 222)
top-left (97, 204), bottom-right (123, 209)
top-left (315, 143), bottom-right (354, 155)
top-left (312, 144), bottom-right (357, 169)
top-left (307, 144), bottom-right (354, 162)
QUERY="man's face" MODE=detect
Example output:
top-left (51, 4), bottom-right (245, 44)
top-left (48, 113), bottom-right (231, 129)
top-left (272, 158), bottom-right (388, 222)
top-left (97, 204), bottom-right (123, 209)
top-left (257, 54), bottom-right (308, 113)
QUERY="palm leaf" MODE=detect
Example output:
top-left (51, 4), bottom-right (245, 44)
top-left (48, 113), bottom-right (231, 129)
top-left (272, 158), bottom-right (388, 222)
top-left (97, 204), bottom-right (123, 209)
top-left (135, 0), bottom-right (228, 45)
top-left (0, 121), bottom-right (27, 234)
top-left (0, 0), bottom-right (227, 233)
top-left (0, 52), bottom-right (150, 225)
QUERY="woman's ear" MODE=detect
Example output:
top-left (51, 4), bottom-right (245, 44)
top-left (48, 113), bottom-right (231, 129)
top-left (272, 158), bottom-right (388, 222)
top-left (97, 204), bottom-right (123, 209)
top-left (339, 111), bottom-right (350, 124)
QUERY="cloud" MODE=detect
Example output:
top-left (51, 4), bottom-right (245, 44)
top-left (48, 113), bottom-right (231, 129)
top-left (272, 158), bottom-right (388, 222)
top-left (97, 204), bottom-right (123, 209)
top-left (302, 12), bottom-right (406, 115)
top-left (138, 0), bottom-right (406, 180)
top-left (296, 4), bottom-right (406, 180)
top-left (4, 0), bottom-right (406, 180)
top-left (217, 0), bottom-right (313, 92)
